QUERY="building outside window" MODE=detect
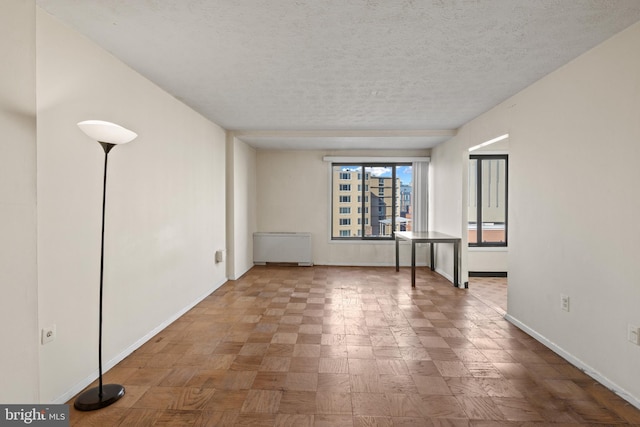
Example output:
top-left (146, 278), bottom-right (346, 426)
top-left (331, 163), bottom-right (412, 239)
top-left (468, 155), bottom-right (508, 246)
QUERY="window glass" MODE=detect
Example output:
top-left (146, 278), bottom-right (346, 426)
top-left (468, 158), bottom-right (478, 244)
top-left (468, 156), bottom-right (507, 246)
top-left (331, 164), bottom-right (412, 239)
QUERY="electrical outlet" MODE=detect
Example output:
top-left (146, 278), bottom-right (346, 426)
top-left (628, 324), bottom-right (640, 346)
top-left (560, 294), bottom-right (570, 312)
top-left (42, 325), bottom-right (56, 345)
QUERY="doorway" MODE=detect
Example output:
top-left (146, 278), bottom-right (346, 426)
top-left (465, 134), bottom-right (509, 314)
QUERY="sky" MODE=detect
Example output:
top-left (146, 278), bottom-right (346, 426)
top-left (340, 165), bottom-right (412, 186)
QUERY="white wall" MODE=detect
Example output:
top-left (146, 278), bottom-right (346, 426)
top-left (432, 22), bottom-right (640, 405)
top-left (0, 0), bottom-right (40, 403)
top-left (36, 10), bottom-right (227, 403)
top-left (227, 136), bottom-right (257, 279)
top-left (256, 149), bottom-right (429, 266)
top-left (468, 248), bottom-right (508, 273)
top-left (429, 139), bottom-right (469, 283)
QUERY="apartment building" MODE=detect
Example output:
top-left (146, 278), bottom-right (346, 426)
top-left (331, 167), bottom-right (407, 238)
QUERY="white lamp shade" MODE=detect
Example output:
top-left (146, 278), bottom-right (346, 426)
top-left (77, 120), bottom-right (137, 144)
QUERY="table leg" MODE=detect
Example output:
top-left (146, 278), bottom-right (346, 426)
top-left (429, 242), bottom-right (435, 271)
top-left (395, 236), bottom-right (399, 272)
top-left (411, 240), bottom-right (416, 288)
top-left (453, 240), bottom-right (459, 287)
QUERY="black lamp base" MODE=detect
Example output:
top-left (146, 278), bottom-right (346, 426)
top-left (74, 384), bottom-right (125, 411)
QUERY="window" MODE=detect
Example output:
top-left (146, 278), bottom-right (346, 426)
top-left (339, 172), bottom-right (351, 180)
top-left (339, 207), bottom-right (351, 214)
top-left (332, 163), bottom-right (412, 239)
top-left (468, 155), bottom-right (508, 246)
top-left (339, 230), bottom-right (350, 237)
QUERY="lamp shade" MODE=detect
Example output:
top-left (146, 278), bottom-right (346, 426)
top-left (78, 120), bottom-right (137, 144)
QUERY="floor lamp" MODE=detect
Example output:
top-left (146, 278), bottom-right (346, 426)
top-left (74, 120), bottom-right (137, 411)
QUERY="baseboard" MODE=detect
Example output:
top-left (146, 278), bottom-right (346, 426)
top-left (53, 277), bottom-right (227, 405)
top-left (314, 262), bottom-right (431, 267)
top-left (504, 314), bottom-right (640, 411)
top-left (435, 266), bottom-right (464, 288)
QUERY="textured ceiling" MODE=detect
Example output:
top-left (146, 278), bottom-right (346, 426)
top-left (36, 0), bottom-right (640, 150)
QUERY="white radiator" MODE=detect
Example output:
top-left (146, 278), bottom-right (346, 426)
top-left (253, 232), bottom-right (313, 266)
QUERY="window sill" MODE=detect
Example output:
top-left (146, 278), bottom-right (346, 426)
top-left (468, 246), bottom-right (508, 252)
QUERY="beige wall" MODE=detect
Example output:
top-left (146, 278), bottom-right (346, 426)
top-left (0, 0), bottom-right (40, 403)
top-left (256, 149), bottom-right (429, 266)
top-left (36, 10), bottom-right (227, 402)
top-left (227, 136), bottom-right (257, 279)
top-left (432, 21), bottom-right (640, 405)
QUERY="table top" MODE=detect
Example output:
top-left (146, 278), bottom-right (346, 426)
top-left (395, 231), bottom-right (461, 242)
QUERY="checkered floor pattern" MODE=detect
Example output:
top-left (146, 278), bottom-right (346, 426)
top-left (69, 265), bottom-right (640, 426)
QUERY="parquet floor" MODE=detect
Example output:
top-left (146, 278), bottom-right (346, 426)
top-left (468, 277), bottom-right (508, 315)
top-left (69, 265), bottom-right (640, 426)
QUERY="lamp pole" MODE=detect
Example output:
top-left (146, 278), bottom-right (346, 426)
top-left (97, 142), bottom-right (114, 399)
top-left (74, 121), bottom-right (136, 411)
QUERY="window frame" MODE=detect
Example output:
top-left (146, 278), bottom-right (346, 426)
top-left (331, 162), bottom-right (410, 241)
top-left (469, 154), bottom-right (508, 247)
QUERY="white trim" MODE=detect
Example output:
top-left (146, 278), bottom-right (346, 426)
top-left (52, 277), bottom-right (228, 405)
top-left (323, 156), bottom-right (430, 163)
top-left (505, 314), bottom-right (640, 411)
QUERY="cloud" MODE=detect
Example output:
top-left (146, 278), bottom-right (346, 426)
top-left (367, 167), bottom-right (392, 177)
top-left (338, 166), bottom-right (362, 172)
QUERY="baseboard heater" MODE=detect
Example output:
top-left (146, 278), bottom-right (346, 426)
top-left (253, 232), bottom-right (313, 266)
